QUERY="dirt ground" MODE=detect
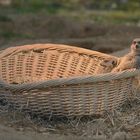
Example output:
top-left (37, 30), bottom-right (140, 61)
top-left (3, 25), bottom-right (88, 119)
top-left (0, 16), bottom-right (140, 139)
top-left (0, 14), bottom-right (140, 52)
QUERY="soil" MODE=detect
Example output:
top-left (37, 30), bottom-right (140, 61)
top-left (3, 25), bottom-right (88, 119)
top-left (0, 15), bottom-right (140, 140)
top-left (0, 14), bottom-right (140, 53)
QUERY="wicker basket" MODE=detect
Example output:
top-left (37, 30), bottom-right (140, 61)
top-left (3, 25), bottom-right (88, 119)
top-left (0, 44), bottom-right (139, 117)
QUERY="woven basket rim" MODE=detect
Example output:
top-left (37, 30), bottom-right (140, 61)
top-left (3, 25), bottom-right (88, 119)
top-left (0, 43), bottom-right (118, 60)
top-left (0, 69), bottom-right (139, 92)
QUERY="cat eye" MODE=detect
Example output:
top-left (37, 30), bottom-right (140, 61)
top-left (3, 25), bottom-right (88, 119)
top-left (135, 45), bottom-right (139, 49)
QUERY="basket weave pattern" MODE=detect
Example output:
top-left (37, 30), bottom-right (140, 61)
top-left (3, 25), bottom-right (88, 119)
top-left (0, 44), bottom-right (117, 84)
top-left (0, 44), bottom-right (139, 116)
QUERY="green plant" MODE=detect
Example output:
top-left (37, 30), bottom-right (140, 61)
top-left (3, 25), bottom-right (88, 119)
top-left (0, 15), bottom-right (12, 22)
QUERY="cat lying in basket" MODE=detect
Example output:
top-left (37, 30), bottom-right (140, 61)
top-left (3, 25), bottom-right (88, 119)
top-left (0, 38), bottom-right (139, 84)
top-left (0, 39), bottom-right (140, 116)
top-left (95, 38), bottom-right (140, 74)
